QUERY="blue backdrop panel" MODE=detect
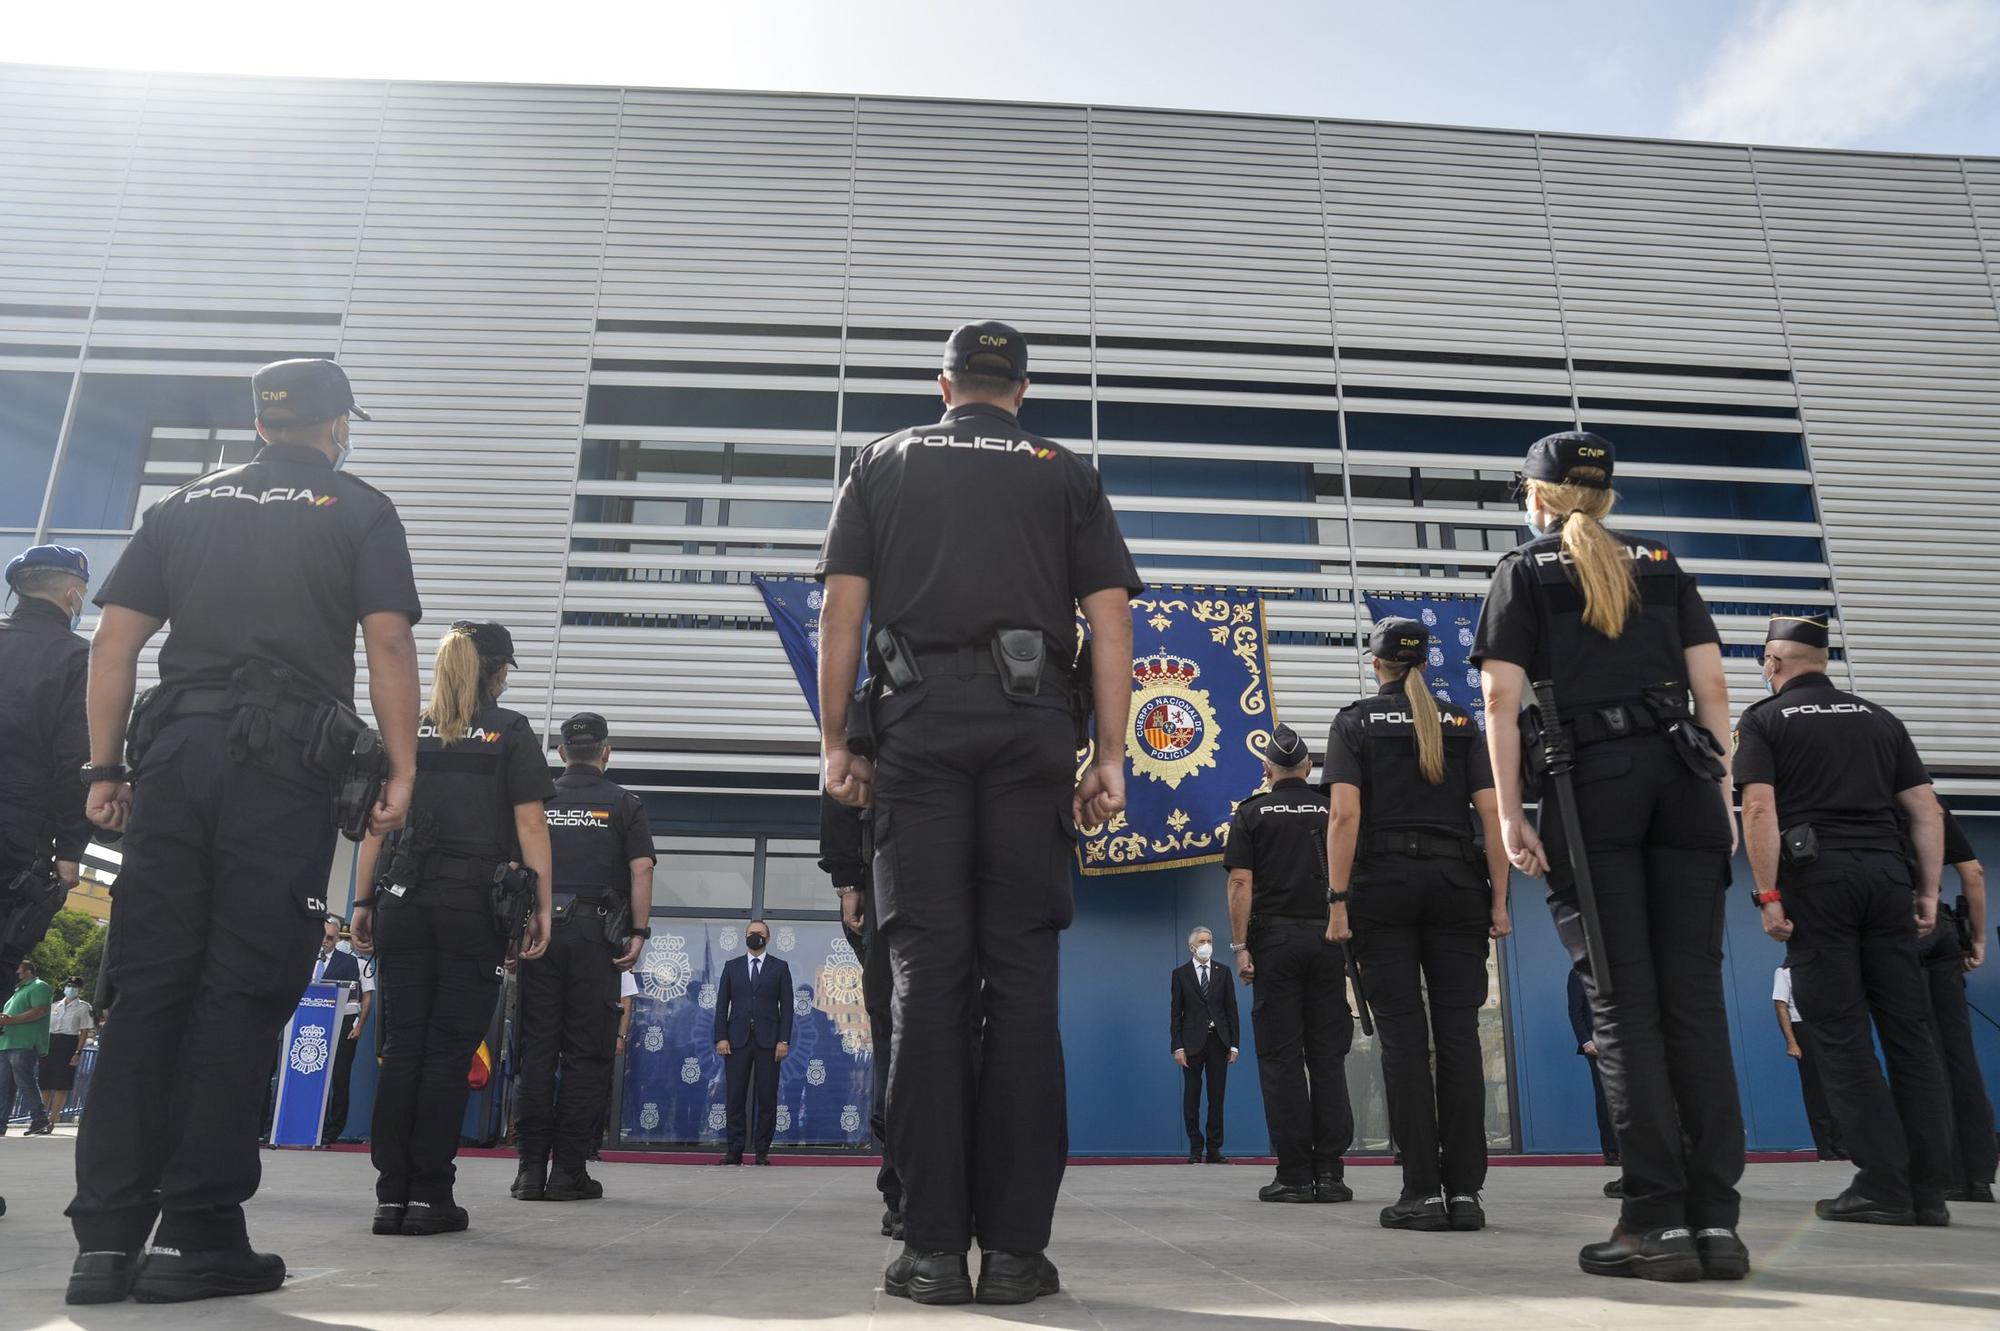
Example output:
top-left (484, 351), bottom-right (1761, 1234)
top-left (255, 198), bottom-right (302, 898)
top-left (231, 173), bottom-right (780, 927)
top-left (622, 921), bottom-right (873, 1147)
top-left (1361, 592), bottom-right (1487, 731)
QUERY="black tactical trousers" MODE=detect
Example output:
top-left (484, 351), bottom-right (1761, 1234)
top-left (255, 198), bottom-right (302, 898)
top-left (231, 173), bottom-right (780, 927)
top-left (1351, 853), bottom-right (1491, 1199)
top-left (516, 909), bottom-right (620, 1174)
top-left (1919, 924), bottom-right (1997, 1188)
top-left (1542, 734), bottom-right (1744, 1231)
top-left (369, 883), bottom-right (502, 1205)
top-left (1791, 1023), bottom-right (1844, 1158)
top-left (873, 672), bottom-right (1075, 1255)
top-left (1784, 849), bottom-right (1954, 1207)
top-left (1249, 916), bottom-right (1354, 1187)
top-left (68, 716), bottom-right (331, 1253)
top-left (859, 879), bottom-right (901, 1207)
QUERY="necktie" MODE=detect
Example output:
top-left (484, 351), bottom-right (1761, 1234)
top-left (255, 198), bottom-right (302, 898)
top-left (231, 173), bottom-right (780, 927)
top-left (751, 958), bottom-right (761, 987)
top-left (1199, 964), bottom-right (1211, 998)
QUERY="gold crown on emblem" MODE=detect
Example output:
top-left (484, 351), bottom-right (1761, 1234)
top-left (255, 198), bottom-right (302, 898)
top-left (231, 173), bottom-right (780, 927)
top-left (1133, 653), bottom-right (1201, 687)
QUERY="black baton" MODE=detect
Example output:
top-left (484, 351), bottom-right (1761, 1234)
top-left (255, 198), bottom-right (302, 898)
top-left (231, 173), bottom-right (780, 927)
top-left (1529, 679), bottom-right (1614, 1002)
top-left (1313, 827), bottom-right (1375, 1036)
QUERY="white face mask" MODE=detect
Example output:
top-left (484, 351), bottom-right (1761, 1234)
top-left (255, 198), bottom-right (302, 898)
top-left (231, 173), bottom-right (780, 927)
top-left (1194, 942), bottom-right (1214, 962)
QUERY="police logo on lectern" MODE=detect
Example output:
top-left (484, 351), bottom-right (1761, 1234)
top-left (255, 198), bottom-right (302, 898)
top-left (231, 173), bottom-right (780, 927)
top-left (289, 1023), bottom-right (330, 1075)
top-left (1129, 653), bottom-right (1220, 791)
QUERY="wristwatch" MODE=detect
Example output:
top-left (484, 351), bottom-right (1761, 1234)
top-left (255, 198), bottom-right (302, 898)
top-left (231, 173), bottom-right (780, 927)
top-left (79, 762), bottom-right (129, 786)
top-left (629, 926), bottom-right (652, 940)
top-left (1326, 889), bottom-right (1350, 905)
top-left (1229, 942), bottom-right (1249, 953)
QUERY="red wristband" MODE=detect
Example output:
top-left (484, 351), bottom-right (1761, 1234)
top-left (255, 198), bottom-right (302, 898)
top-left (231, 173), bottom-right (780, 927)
top-left (1753, 890), bottom-right (1782, 906)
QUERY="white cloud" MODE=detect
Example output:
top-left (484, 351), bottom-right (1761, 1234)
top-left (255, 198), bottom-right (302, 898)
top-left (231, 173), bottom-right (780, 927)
top-left (1675, 0), bottom-right (2000, 147)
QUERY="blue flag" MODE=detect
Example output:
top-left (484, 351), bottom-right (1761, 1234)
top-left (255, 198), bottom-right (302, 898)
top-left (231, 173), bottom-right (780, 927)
top-left (752, 574), bottom-right (868, 726)
top-left (1362, 591), bottom-right (1488, 732)
top-left (1080, 586), bottom-right (1274, 876)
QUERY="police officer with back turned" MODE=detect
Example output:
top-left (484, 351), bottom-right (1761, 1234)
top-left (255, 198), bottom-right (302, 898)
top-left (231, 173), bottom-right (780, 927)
top-left (1473, 430), bottom-right (1745, 1283)
top-left (512, 711), bottom-right (654, 1204)
top-left (817, 321), bottom-right (1140, 1307)
top-left (0, 545), bottom-right (94, 977)
top-left (1326, 617), bottom-right (1512, 1233)
top-left (1227, 723), bottom-right (1354, 1206)
top-left (1736, 613), bottom-right (1955, 1227)
top-left (66, 358), bottom-right (422, 1305)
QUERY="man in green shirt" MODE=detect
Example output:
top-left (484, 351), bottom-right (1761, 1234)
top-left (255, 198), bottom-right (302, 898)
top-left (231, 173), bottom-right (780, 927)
top-left (1, 958), bottom-right (55, 1135)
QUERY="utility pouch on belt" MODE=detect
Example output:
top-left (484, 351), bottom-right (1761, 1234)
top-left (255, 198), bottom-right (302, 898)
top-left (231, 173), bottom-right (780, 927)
top-left (490, 863), bottom-right (538, 942)
top-left (1781, 824), bottom-right (1820, 867)
top-left (872, 628), bottom-right (924, 691)
top-left (991, 628), bottom-right (1047, 698)
top-left (1641, 684), bottom-right (1726, 781)
top-left (333, 727), bottom-right (389, 843)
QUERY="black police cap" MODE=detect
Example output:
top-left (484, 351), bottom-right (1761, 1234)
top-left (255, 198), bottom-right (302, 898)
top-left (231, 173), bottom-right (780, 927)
top-left (1766, 614), bottom-right (1830, 649)
top-left (942, 321), bottom-right (1028, 381)
top-left (253, 358), bottom-right (370, 427)
top-left (450, 619), bottom-right (517, 666)
top-left (1367, 617), bottom-right (1430, 665)
top-left (1266, 723), bottom-right (1309, 768)
top-left (1521, 430), bottom-right (1614, 489)
top-left (562, 711), bottom-right (608, 744)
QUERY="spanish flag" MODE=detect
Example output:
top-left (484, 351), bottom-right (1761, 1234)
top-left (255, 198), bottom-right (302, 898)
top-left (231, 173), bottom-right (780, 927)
top-left (468, 1041), bottom-right (493, 1090)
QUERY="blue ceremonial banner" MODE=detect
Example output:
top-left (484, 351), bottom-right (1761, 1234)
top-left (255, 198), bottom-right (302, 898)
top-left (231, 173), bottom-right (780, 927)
top-left (1079, 586), bottom-right (1274, 876)
top-left (1362, 592), bottom-right (1488, 732)
top-left (752, 574), bottom-right (869, 725)
top-left (270, 981), bottom-right (345, 1148)
top-left (620, 921), bottom-right (874, 1147)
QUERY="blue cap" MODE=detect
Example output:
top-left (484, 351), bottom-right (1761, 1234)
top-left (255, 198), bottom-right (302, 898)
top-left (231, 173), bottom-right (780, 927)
top-left (5, 544), bottom-right (89, 590)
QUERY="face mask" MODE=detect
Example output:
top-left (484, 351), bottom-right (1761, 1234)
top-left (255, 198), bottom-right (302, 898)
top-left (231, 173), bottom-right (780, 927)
top-left (1194, 943), bottom-right (1214, 962)
top-left (64, 986), bottom-right (79, 999)
top-left (67, 590), bottom-right (85, 631)
top-left (746, 933), bottom-right (767, 951)
top-left (1763, 672), bottom-right (1776, 696)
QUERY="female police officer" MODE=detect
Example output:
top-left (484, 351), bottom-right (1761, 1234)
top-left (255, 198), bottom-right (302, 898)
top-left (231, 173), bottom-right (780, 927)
top-left (1325, 617), bottom-right (1511, 1233)
top-left (1472, 431), bottom-right (1744, 1282)
top-left (353, 620), bottom-right (554, 1236)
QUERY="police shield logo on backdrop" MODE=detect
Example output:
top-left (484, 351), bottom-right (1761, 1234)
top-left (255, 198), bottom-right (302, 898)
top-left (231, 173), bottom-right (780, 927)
top-left (1080, 587), bottom-right (1274, 876)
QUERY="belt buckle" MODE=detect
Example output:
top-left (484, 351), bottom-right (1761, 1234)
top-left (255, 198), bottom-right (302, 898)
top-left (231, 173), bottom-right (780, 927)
top-left (1402, 831), bottom-right (1423, 858)
top-left (1597, 705), bottom-right (1630, 738)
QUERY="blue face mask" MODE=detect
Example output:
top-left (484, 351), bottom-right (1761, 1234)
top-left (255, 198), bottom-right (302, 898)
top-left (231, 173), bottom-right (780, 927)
top-left (64, 986), bottom-right (79, 999)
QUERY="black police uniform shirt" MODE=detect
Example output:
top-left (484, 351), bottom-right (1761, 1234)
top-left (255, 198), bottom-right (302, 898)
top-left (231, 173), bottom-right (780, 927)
top-left (544, 765), bottom-right (654, 898)
top-left (1942, 807), bottom-right (1976, 867)
top-left (0, 595), bottom-right (93, 862)
top-left (414, 704), bottom-right (557, 862)
top-left (96, 443), bottom-right (422, 706)
top-left (1470, 528), bottom-right (1718, 714)
top-left (1323, 681), bottom-right (1492, 839)
top-left (815, 403), bottom-right (1143, 660)
top-left (1732, 672), bottom-right (1928, 850)
top-left (1224, 779), bottom-right (1332, 919)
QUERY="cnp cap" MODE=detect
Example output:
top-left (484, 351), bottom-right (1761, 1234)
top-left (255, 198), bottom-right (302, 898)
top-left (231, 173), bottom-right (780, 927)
top-left (561, 711), bottom-right (608, 744)
top-left (449, 619), bottom-right (517, 666)
top-left (942, 321), bottom-right (1028, 381)
top-left (1765, 614), bottom-right (1830, 650)
top-left (5, 543), bottom-right (89, 590)
top-left (1367, 617), bottom-right (1429, 665)
top-left (253, 358), bottom-right (370, 427)
top-left (1266, 723), bottom-right (1309, 768)
top-left (1521, 430), bottom-right (1614, 489)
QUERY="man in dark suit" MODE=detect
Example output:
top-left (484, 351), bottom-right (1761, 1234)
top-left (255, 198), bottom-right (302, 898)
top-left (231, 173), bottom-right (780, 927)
top-left (713, 920), bottom-right (793, 1165)
top-left (1171, 926), bottom-right (1239, 1163)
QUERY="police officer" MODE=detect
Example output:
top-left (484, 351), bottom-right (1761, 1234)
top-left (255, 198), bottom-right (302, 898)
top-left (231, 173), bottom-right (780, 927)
top-left (511, 711), bottom-right (654, 1204)
top-left (1473, 430), bottom-right (1745, 1282)
top-left (0, 545), bottom-right (94, 975)
top-left (1926, 805), bottom-right (1994, 1203)
top-left (1226, 723), bottom-right (1354, 1206)
top-left (820, 793), bottom-right (902, 1238)
top-left (66, 358), bottom-right (422, 1304)
top-left (1326, 618), bottom-right (1512, 1232)
top-left (816, 321), bottom-right (1139, 1306)
top-left (354, 620), bottom-right (553, 1238)
top-left (1736, 613), bottom-right (1955, 1226)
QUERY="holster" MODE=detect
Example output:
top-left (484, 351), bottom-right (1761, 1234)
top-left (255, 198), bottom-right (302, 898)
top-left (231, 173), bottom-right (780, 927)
top-left (1948, 896), bottom-right (1974, 953)
top-left (1067, 639), bottom-right (1096, 751)
top-left (125, 685), bottom-right (167, 769)
top-left (1781, 823), bottom-right (1820, 867)
top-left (1641, 684), bottom-right (1726, 781)
top-left (490, 863), bottom-right (538, 941)
top-left (845, 679), bottom-right (881, 762)
top-left (333, 727), bottom-right (389, 842)
top-left (599, 894), bottom-right (632, 948)
top-left (0, 859), bottom-right (65, 959)
top-left (378, 811), bottom-right (437, 894)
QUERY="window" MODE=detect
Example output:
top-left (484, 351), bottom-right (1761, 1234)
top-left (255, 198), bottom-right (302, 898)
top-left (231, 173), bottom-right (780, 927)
top-left (581, 439), bottom-right (832, 487)
top-left (48, 371), bottom-right (252, 531)
top-left (653, 837), bottom-right (756, 912)
top-left (0, 369), bottom-right (74, 528)
top-left (759, 839), bottom-right (829, 912)
top-left (133, 428), bottom-right (260, 517)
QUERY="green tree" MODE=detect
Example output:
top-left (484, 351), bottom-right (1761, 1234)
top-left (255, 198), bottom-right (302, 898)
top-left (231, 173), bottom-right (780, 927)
top-left (25, 909), bottom-right (102, 993)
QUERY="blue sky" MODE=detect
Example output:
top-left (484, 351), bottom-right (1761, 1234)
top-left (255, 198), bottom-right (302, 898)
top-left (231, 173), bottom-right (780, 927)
top-left (11, 0), bottom-right (2000, 154)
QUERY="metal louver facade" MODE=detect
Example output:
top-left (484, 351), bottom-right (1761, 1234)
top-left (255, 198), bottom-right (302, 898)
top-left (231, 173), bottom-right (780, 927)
top-left (6, 64), bottom-right (1999, 802)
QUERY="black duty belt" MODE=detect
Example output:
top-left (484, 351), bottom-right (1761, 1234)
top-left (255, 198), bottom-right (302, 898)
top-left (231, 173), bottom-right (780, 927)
top-left (1565, 701), bottom-right (1663, 747)
top-left (157, 686), bottom-right (322, 741)
top-left (914, 646), bottom-right (1068, 695)
top-left (1251, 913), bottom-right (1325, 927)
top-left (422, 849), bottom-right (504, 886)
top-left (1364, 829), bottom-right (1479, 862)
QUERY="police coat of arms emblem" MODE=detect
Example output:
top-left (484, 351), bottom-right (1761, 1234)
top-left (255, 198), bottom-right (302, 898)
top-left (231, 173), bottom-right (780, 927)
top-left (638, 933), bottom-right (693, 1002)
top-left (289, 1023), bottom-right (330, 1075)
top-left (840, 1104), bottom-right (862, 1133)
top-left (1129, 653), bottom-right (1220, 790)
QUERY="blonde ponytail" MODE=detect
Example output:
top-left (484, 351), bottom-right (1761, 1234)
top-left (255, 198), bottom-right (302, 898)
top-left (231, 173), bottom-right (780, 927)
top-left (1532, 476), bottom-right (1635, 638)
top-left (424, 627), bottom-right (485, 745)
top-left (1387, 663), bottom-right (1447, 785)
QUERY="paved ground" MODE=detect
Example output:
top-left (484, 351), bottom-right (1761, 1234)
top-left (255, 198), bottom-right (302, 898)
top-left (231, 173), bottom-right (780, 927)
top-left (1, 1132), bottom-right (1995, 1330)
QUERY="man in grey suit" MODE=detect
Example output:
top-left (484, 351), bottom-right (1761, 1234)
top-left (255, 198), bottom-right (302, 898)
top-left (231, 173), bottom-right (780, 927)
top-left (713, 921), bottom-right (793, 1165)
